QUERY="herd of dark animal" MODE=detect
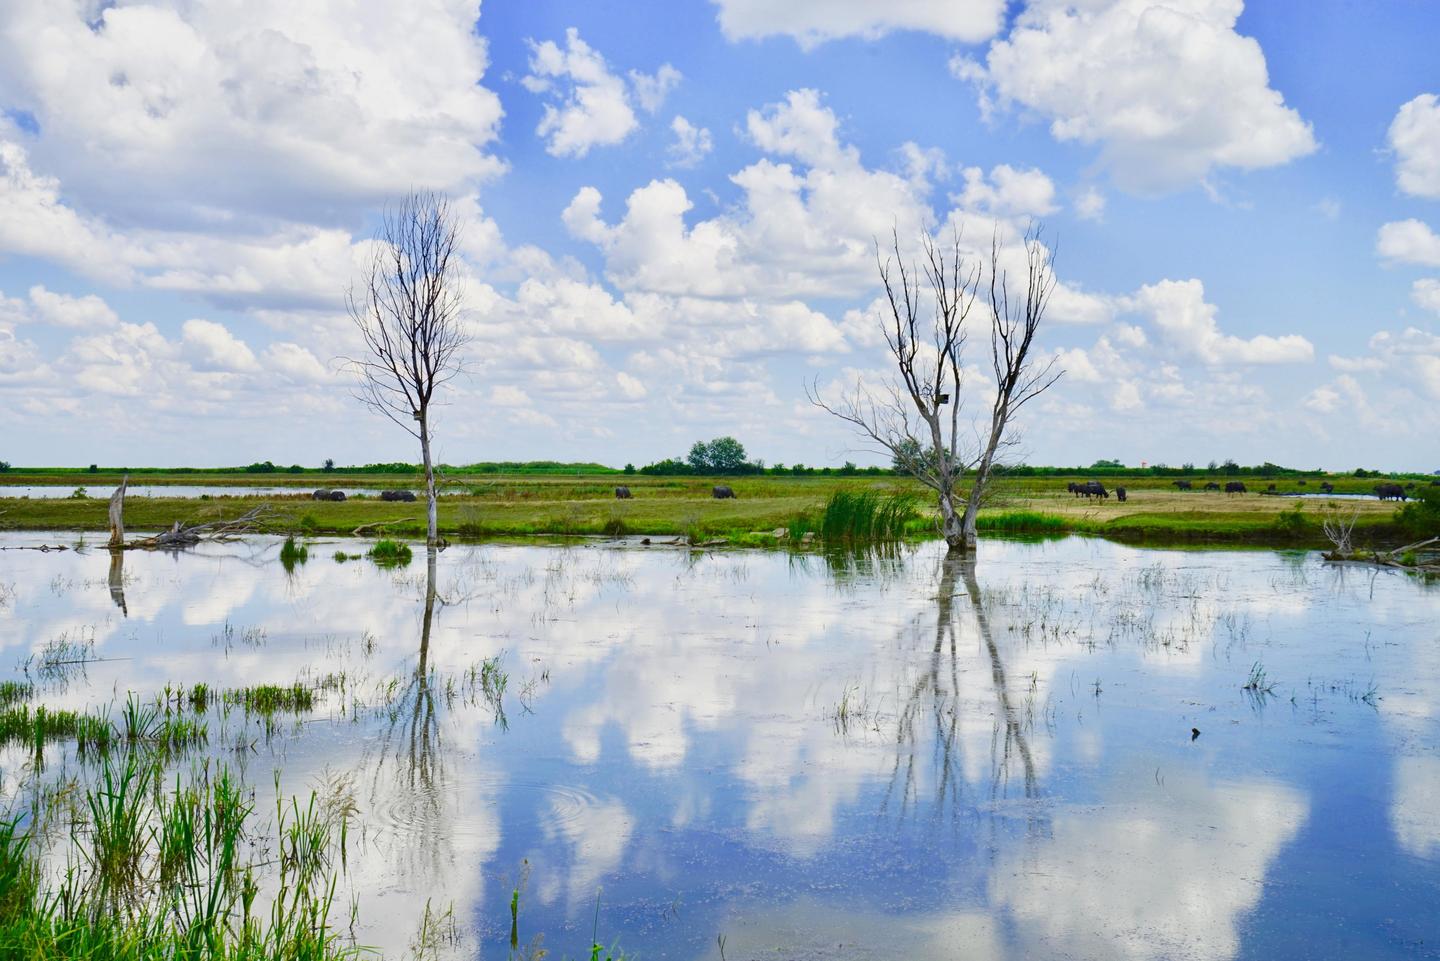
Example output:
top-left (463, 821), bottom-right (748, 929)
top-left (1067, 481), bottom-right (1127, 502)
top-left (310, 489), bottom-right (417, 502)
top-left (1169, 478), bottom-right (1424, 500)
top-left (614, 485), bottom-right (735, 499)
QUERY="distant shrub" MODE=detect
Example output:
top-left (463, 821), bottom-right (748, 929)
top-left (1273, 502), bottom-right (1309, 537)
top-left (87, 464), bottom-right (98, 473)
top-left (69, 487), bottom-right (88, 500)
top-left (1397, 487), bottom-right (1440, 537)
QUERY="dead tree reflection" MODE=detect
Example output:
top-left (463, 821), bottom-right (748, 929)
top-left (107, 550), bottom-right (127, 616)
top-left (368, 546), bottom-right (447, 878)
top-left (883, 552), bottom-right (1039, 819)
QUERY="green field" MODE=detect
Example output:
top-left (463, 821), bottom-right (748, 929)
top-left (3, 469), bottom-right (1432, 548)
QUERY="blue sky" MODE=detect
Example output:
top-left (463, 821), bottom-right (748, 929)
top-left (1, 0), bottom-right (1438, 470)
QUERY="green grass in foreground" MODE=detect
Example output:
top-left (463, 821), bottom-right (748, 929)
top-left (0, 752), bottom-right (354, 961)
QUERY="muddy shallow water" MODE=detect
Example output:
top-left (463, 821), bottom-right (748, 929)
top-left (1, 532), bottom-right (1437, 960)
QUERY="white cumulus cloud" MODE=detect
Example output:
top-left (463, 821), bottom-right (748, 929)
top-left (963, 0), bottom-right (1317, 192)
top-left (525, 28), bottom-right (678, 158)
top-left (1389, 93), bottom-right (1440, 199)
top-left (709, 0), bottom-right (1005, 48)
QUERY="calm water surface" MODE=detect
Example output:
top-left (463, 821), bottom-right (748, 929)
top-left (1, 532), bottom-right (1437, 960)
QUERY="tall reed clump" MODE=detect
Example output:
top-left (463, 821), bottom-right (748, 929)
top-left (813, 490), bottom-right (919, 542)
top-left (0, 752), bottom-right (356, 960)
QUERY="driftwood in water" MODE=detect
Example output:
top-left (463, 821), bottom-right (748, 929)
top-left (1323, 535), bottom-right (1440, 573)
top-left (108, 476), bottom-right (128, 548)
top-left (124, 505), bottom-right (273, 550)
top-left (103, 475), bottom-right (271, 549)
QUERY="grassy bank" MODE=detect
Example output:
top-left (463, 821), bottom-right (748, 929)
top-left (1, 471), bottom-right (1426, 549)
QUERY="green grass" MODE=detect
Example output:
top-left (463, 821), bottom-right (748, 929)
top-left (279, 535), bottom-right (309, 569)
top-left (367, 539), bottom-right (413, 567)
top-left (0, 680), bottom-right (33, 709)
top-left (0, 753), bottom-right (356, 960)
top-left (812, 490), bottom-right (919, 541)
top-left (222, 684), bottom-right (316, 715)
top-left (3, 470), bottom-right (1428, 549)
top-left (0, 705), bottom-right (115, 755)
top-left (976, 510), bottom-right (1069, 535)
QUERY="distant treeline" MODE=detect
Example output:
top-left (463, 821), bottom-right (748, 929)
top-left (2, 455), bottom-right (1434, 480)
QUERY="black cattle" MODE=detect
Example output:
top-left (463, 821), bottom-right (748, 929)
top-left (1266, 483), bottom-right (1277, 492)
top-left (614, 486), bottom-right (632, 499)
top-left (1224, 482), bottom-right (1247, 494)
top-left (1173, 480), bottom-right (1193, 491)
top-left (312, 489), bottom-right (346, 501)
top-left (1319, 482), bottom-right (1335, 493)
top-left (1374, 483), bottom-right (1407, 501)
top-left (1298, 480), bottom-right (1307, 486)
top-left (1204, 482), bottom-right (1221, 491)
top-left (1116, 486), bottom-right (1127, 502)
top-left (380, 490), bottom-right (417, 502)
top-left (712, 485), bottom-right (736, 499)
top-left (1074, 480), bottom-right (1109, 499)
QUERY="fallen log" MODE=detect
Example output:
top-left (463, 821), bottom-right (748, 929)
top-left (124, 504), bottom-right (274, 550)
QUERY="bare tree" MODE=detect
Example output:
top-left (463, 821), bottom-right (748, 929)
top-left (810, 225), bottom-right (1061, 554)
top-left (346, 192), bottom-right (469, 548)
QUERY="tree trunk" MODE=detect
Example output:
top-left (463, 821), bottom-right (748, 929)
top-left (419, 414), bottom-right (438, 548)
top-left (107, 475), bottom-right (128, 549)
top-left (957, 408), bottom-right (1007, 554)
top-left (938, 490), bottom-right (967, 552)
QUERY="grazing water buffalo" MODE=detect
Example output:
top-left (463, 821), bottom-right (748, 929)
top-left (380, 489), bottom-right (417, 502)
top-left (712, 485), bottom-right (736, 499)
top-left (1204, 482), bottom-right (1222, 491)
top-left (311, 489), bottom-right (346, 501)
top-left (1298, 480), bottom-right (1307, 486)
top-left (1071, 480), bottom-right (1109, 499)
top-left (1319, 482), bottom-right (1335, 493)
top-left (1266, 483), bottom-right (1278, 493)
top-left (1173, 480), bottom-right (1193, 491)
top-left (1224, 482), bottom-right (1247, 495)
top-left (1116, 486), bottom-right (1127, 502)
top-left (614, 486), bottom-right (632, 499)
top-left (1374, 483), bottom-right (1407, 501)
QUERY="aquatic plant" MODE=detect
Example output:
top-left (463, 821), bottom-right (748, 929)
top-left (279, 535), bottom-right (309, 569)
top-left (223, 683), bottom-right (316, 715)
top-left (0, 680), bottom-right (33, 709)
top-left (1243, 662), bottom-right (1276, 694)
top-left (817, 490), bottom-right (918, 541)
top-left (0, 705), bottom-right (115, 756)
top-left (368, 538), bottom-right (413, 566)
top-left (0, 754), bottom-right (356, 960)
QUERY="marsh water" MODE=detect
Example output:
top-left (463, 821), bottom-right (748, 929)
top-left (1, 531), bottom-right (1438, 960)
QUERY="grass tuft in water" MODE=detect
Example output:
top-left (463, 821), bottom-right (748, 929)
top-left (223, 683), bottom-right (316, 715)
top-left (0, 705), bottom-right (115, 756)
top-left (279, 535), bottom-right (309, 570)
top-left (0, 680), bottom-right (33, 709)
top-left (368, 538), bottom-right (413, 567)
